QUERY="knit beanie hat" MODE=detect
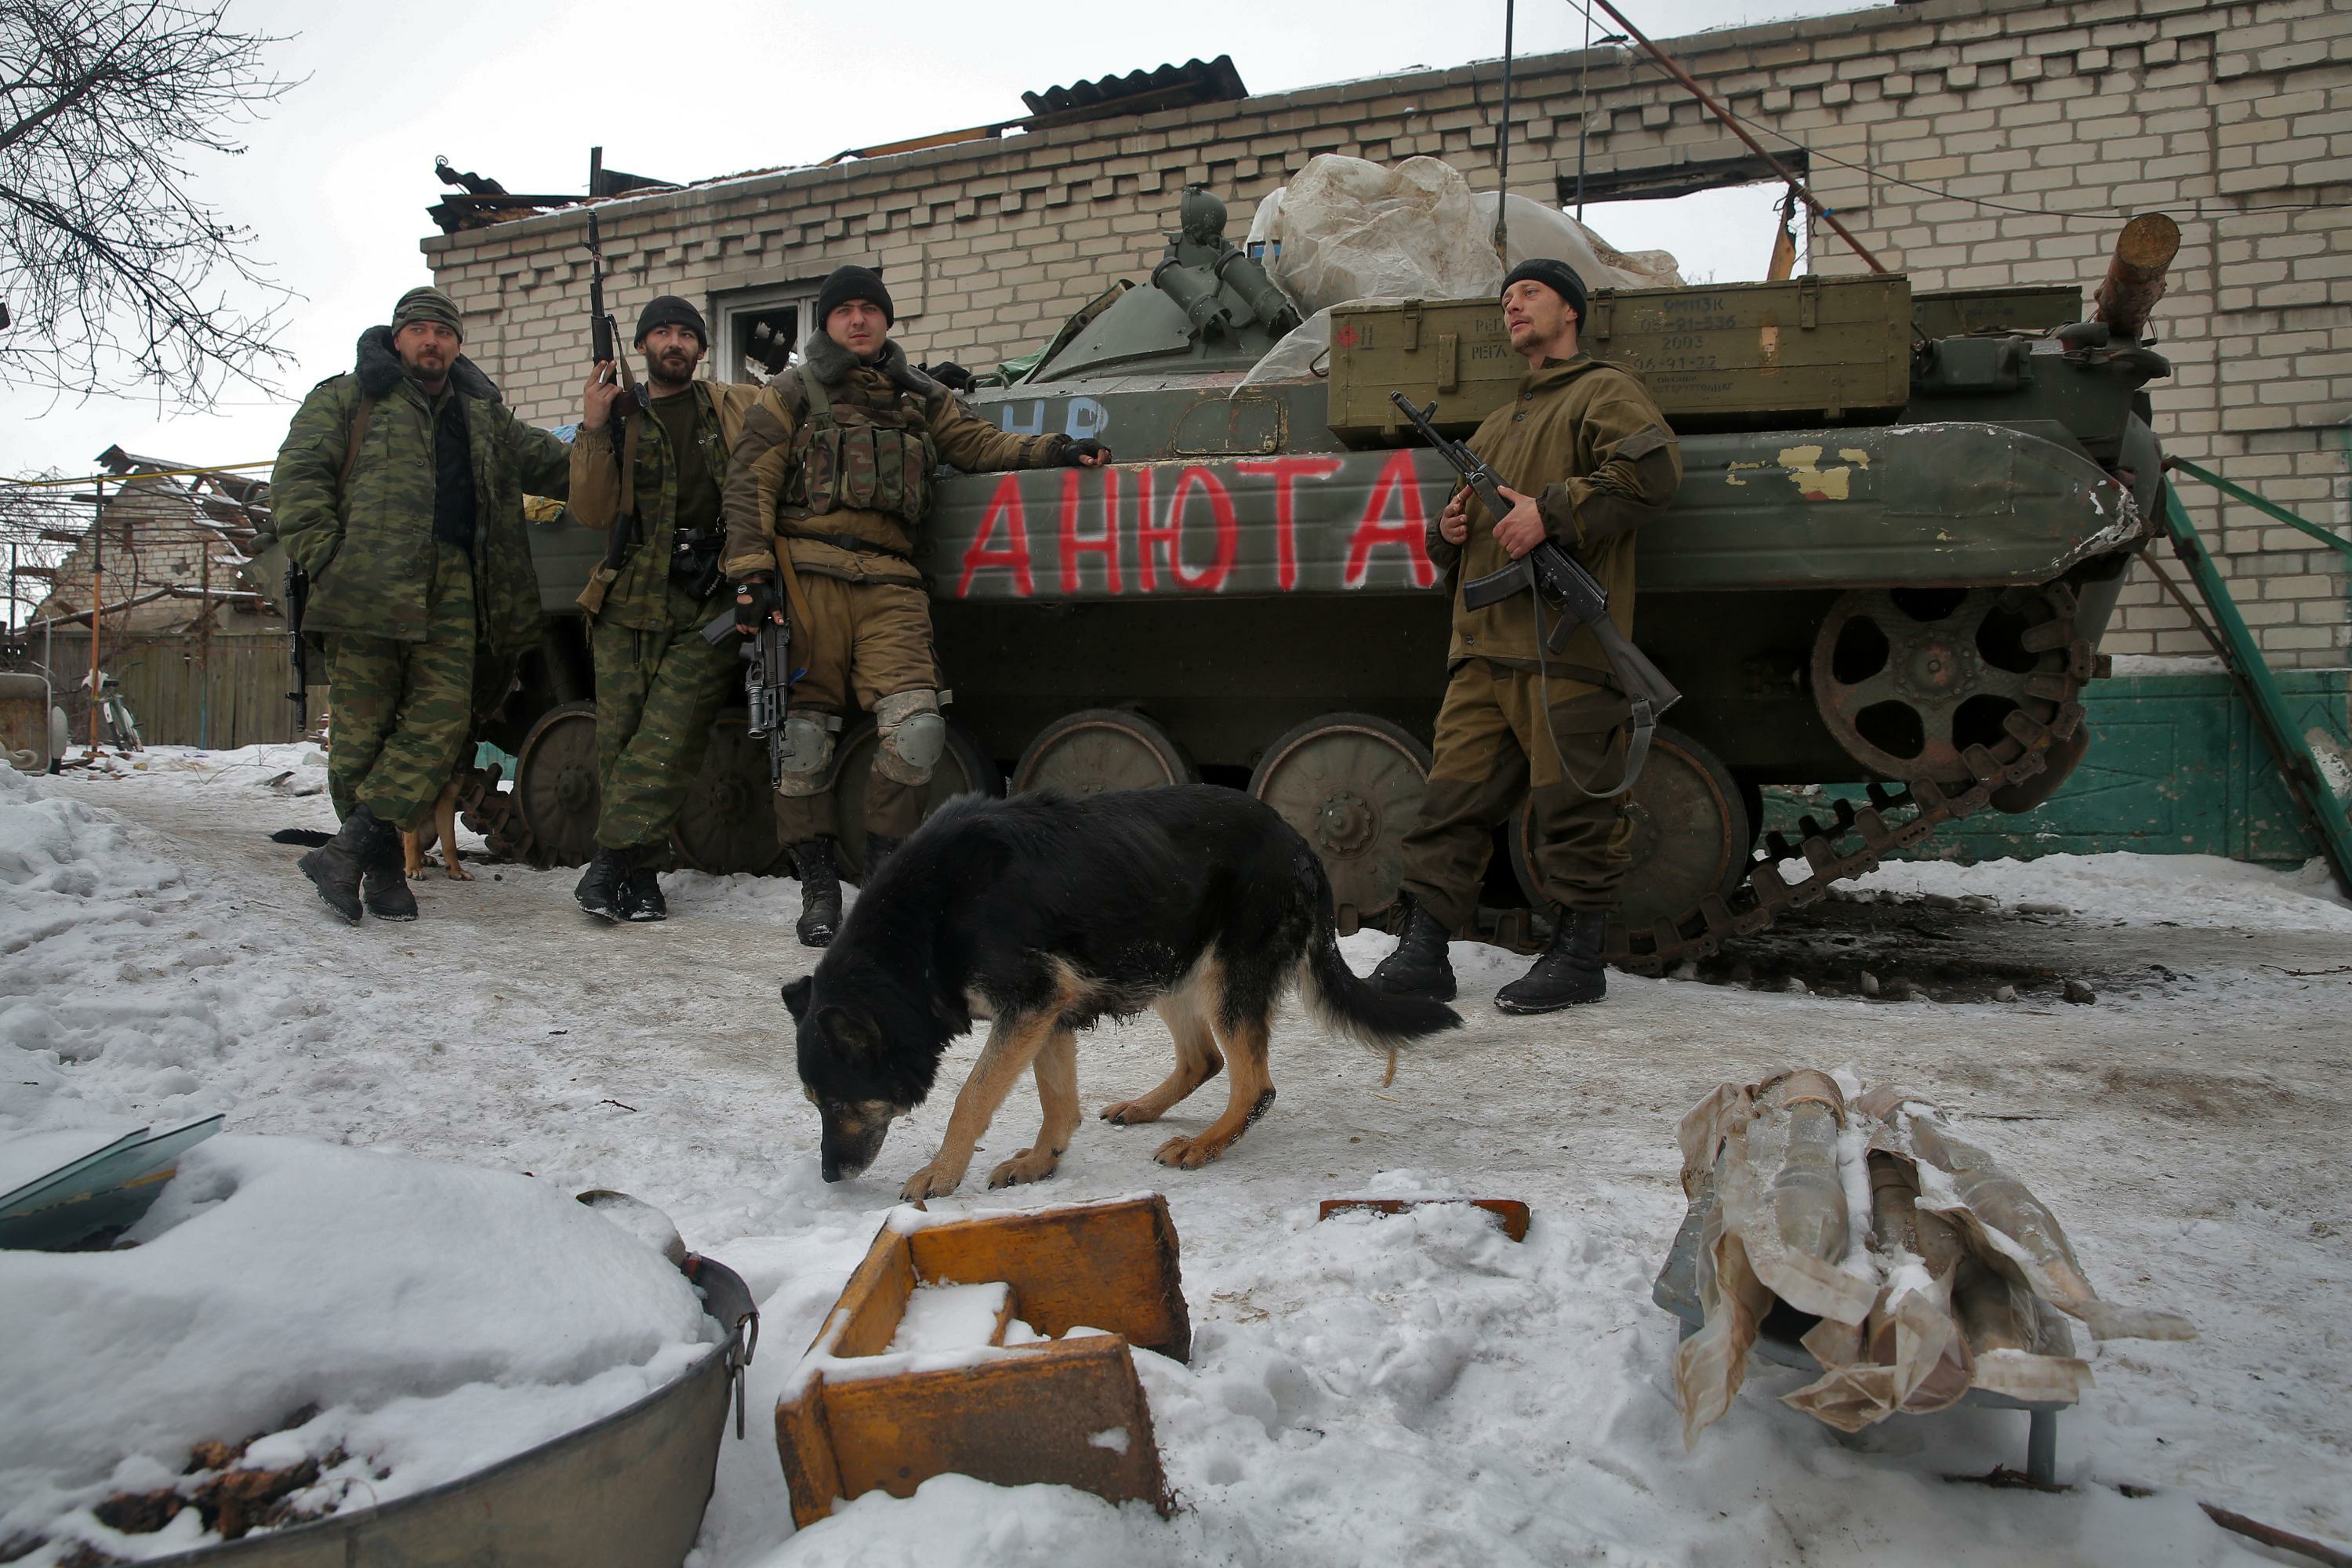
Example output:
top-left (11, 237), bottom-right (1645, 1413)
top-left (1501, 258), bottom-right (1589, 325)
top-left (391, 285), bottom-right (464, 341)
top-left (634, 294), bottom-right (709, 347)
top-left (815, 266), bottom-right (894, 328)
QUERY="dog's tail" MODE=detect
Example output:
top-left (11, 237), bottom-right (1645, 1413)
top-left (269, 828), bottom-right (332, 846)
top-left (1294, 845), bottom-right (1461, 1083)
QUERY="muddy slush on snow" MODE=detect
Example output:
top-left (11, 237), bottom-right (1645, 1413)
top-left (391, 175), bottom-right (2174, 978)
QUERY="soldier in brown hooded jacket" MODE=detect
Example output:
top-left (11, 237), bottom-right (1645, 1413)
top-left (720, 265), bottom-right (1108, 946)
top-left (1371, 258), bottom-right (1682, 1014)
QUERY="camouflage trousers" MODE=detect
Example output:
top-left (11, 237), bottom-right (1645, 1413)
top-left (1396, 658), bottom-right (1635, 929)
top-left (591, 616), bottom-right (739, 858)
top-left (325, 540), bottom-right (479, 832)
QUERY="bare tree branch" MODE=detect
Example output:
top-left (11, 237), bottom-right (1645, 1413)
top-left (0, 0), bottom-right (296, 404)
top-left (1, 470), bottom-right (78, 629)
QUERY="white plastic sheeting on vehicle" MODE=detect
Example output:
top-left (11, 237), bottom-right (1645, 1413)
top-left (1238, 154), bottom-right (1683, 387)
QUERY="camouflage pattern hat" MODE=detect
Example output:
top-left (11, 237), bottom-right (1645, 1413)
top-left (392, 285), bottom-right (464, 341)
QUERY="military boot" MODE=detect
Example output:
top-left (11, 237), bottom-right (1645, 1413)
top-left (361, 834), bottom-right (418, 922)
top-left (793, 837), bottom-right (843, 948)
top-left (1495, 909), bottom-right (1610, 1014)
top-left (1370, 902), bottom-right (1457, 1002)
top-left (575, 848), bottom-right (630, 922)
top-left (862, 833), bottom-right (904, 884)
top-left (297, 804), bottom-right (391, 926)
top-left (622, 866), bottom-right (668, 923)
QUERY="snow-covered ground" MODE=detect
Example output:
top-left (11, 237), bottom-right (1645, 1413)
top-left (5, 747), bottom-right (2350, 1566)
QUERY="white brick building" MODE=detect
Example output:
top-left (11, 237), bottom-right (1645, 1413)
top-left (426, 0), bottom-right (2352, 668)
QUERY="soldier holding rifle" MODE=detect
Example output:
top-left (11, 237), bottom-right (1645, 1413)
top-left (568, 295), bottom-right (764, 923)
top-left (1371, 259), bottom-right (1683, 1013)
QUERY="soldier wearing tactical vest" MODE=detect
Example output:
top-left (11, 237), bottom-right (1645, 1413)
top-left (720, 266), bottom-right (1109, 946)
top-left (1371, 259), bottom-right (1682, 1013)
top-left (569, 296), bottom-right (764, 923)
top-left (270, 286), bottom-right (571, 925)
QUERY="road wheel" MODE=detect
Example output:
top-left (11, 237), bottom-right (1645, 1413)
top-left (1809, 585), bottom-right (2078, 785)
top-left (672, 716), bottom-right (789, 875)
top-left (1508, 724), bottom-right (1748, 955)
top-left (833, 718), bottom-right (1003, 882)
top-left (1011, 707), bottom-right (1198, 796)
top-left (514, 700), bottom-right (600, 869)
top-left (1248, 712), bottom-right (1432, 933)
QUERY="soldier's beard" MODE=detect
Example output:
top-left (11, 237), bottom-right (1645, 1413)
top-left (646, 348), bottom-right (701, 392)
top-left (401, 350), bottom-right (450, 391)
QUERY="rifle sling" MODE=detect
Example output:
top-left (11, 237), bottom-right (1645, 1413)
top-left (1519, 571), bottom-right (1672, 798)
top-left (595, 412), bottom-right (643, 573)
top-left (337, 395), bottom-right (376, 498)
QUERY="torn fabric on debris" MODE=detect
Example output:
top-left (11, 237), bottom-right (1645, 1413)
top-left (1671, 1070), bottom-right (2195, 1446)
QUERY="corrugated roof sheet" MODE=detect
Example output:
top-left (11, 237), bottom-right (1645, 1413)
top-left (1022, 56), bottom-right (1247, 126)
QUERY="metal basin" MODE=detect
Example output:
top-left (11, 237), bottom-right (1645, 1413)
top-left (140, 1257), bottom-right (757, 1568)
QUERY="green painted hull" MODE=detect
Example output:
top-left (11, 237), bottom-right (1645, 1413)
top-left (916, 415), bottom-right (2140, 605)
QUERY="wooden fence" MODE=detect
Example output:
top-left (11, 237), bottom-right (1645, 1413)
top-left (37, 628), bottom-right (324, 750)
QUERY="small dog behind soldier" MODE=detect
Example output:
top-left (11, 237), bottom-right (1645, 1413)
top-left (1370, 258), bottom-right (1682, 1013)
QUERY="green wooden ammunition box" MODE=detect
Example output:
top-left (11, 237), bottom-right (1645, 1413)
top-left (1912, 284), bottom-right (2081, 340)
top-left (1326, 274), bottom-right (1913, 441)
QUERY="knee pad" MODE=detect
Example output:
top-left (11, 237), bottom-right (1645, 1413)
top-left (775, 711), bottom-right (840, 797)
top-left (873, 688), bottom-right (945, 785)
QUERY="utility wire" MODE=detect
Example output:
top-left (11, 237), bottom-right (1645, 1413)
top-left (4, 463), bottom-right (274, 487)
top-left (1560, 0), bottom-right (2343, 223)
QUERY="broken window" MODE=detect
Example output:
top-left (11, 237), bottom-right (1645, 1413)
top-left (1562, 164), bottom-right (1811, 287)
top-left (717, 282), bottom-right (828, 383)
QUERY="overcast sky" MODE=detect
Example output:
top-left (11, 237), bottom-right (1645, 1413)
top-left (2, 0), bottom-right (1878, 481)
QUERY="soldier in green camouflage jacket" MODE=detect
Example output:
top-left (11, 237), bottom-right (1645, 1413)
top-left (567, 296), bottom-right (765, 923)
top-left (270, 286), bottom-right (571, 924)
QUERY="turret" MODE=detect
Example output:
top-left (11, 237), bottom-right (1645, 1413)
top-left (1022, 187), bottom-right (1301, 383)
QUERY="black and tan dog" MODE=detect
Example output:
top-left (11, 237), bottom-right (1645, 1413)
top-left (783, 786), bottom-right (1462, 1199)
top-left (270, 776), bottom-right (468, 880)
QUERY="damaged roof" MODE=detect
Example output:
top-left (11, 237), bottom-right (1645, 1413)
top-left (1022, 56), bottom-right (1248, 128)
top-left (430, 56), bottom-right (1253, 231)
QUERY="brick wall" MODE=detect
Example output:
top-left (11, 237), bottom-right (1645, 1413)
top-left (426, 0), bottom-right (2352, 668)
top-left (32, 478), bottom-right (255, 633)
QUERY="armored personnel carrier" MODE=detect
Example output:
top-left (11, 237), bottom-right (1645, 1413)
top-left (492, 186), bottom-right (2167, 975)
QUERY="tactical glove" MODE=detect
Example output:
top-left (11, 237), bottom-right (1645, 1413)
top-left (733, 578), bottom-right (783, 632)
top-left (1060, 437), bottom-right (1112, 467)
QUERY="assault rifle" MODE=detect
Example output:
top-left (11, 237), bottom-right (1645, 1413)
top-left (1389, 390), bottom-right (1679, 793)
top-left (702, 601), bottom-right (792, 788)
top-left (584, 148), bottom-right (632, 423)
top-left (283, 560), bottom-right (310, 727)
top-left (582, 176), bottom-right (646, 601)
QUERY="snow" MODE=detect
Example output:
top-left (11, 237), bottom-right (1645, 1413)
top-left (5, 752), bottom-right (2350, 1566)
top-left (2106, 655), bottom-right (2228, 677)
top-left (1849, 849), bottom-right (2352, 932)
top-left (0, 1132), bottom-right (716, 1562)
top-left (887, 1283), bottom-right (1012, 1355)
